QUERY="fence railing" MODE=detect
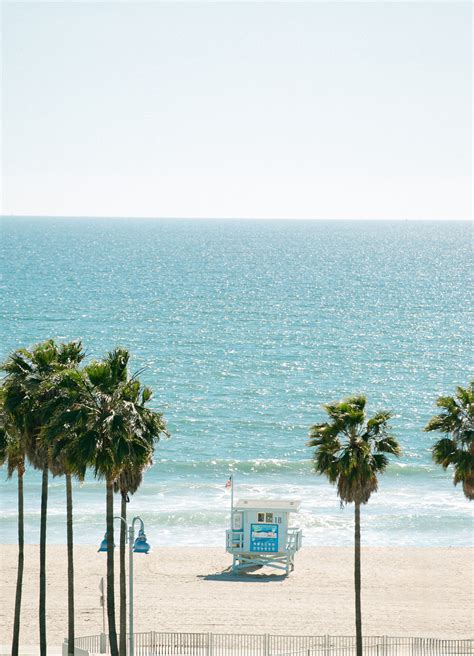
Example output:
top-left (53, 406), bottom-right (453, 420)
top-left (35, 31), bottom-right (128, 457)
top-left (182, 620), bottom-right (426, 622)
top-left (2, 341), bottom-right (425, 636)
top-left (71, 633), bottom-right (103, 653)
top-left (71, 632), bottom-right (474, 656)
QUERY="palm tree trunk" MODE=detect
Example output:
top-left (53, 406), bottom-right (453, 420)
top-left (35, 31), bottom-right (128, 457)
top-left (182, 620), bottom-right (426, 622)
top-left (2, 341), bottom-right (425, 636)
top-left (66, 473), bottom-right (75, 656)
top-left (119, 494), bottom-right (127, 656)
top-left (354, 502), bottom-right (363, 656)
top-left (39, 465), bottom-right (48, 656)
top-left (12, 464), bottom-right (25, 656)
top-left (106, 480), bottom-right (119, 656)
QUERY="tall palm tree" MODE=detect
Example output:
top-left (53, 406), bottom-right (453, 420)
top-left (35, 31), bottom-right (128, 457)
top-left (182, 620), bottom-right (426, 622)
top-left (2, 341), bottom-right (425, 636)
top-left (37, 341), bottom-right (85, 656)
top-left (47, 349), bottom-right (168, 656)
top-left (0, 392), bottom-right (26, 656)
top-left (2, 340), bottom-right (85, 656)
top-left (2, 346), bottom-right (48, 654)
top-left (40, 363), bottom-right (88, 656)
top-left (424, 382), bottom-right (474, 500)
top-left (114, 461), bottom-right (148, 656)
top-left (307, 395), bottom-right (401, 656)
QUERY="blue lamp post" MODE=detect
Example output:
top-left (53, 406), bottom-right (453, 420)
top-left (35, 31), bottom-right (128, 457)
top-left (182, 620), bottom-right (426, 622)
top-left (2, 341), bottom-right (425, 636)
top-left (97, 533), bottom-right (108, 553)
top-left (128, 517), bottom-right (150, 656)
top-left (98, 515), bottom-right (151, 656)
top-left (97, 532), bottom-right (116, 552)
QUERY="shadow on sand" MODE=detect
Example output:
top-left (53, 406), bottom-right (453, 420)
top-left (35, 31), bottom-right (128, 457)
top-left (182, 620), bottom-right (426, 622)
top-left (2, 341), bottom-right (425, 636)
top-left (198, 565), bottom-right (288, 582)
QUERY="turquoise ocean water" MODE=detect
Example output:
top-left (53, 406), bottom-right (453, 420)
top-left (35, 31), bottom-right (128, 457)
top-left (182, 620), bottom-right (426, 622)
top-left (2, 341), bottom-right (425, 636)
top-left (0, 217), bottom-right (472, 547)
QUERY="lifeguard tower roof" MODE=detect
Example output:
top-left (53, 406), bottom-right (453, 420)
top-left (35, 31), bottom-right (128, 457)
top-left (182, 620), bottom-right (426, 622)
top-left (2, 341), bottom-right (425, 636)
top-left (234, 499), bottom-right (301, 512)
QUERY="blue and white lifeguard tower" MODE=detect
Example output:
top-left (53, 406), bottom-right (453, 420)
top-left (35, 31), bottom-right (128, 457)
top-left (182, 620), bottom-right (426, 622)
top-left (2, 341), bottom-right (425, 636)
top-left (225, 495), bottom-right (302, 575)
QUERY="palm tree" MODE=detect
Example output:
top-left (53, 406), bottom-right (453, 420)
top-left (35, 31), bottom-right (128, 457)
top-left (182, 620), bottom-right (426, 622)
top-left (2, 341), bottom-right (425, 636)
top-left (0, 391), bottom-right (26, 656)
top-left (37, 341), bottom-right (85, 656)
top-left (424, 382), bottom-right (474, 500)
top-left (307, 395), bottom-right (401, 656)
top-left (65, 466), bottom-right (77, 654)
top-left (1, 346), bottom-right (48, 654)
top-left (114, 461), bottom-right (148, 656)
top-left (40, 362), bottom-right (88, 656)
top-left (47, 349), bottom-right (168, 656)
top-left (2, 340), bottom-right (85, 656)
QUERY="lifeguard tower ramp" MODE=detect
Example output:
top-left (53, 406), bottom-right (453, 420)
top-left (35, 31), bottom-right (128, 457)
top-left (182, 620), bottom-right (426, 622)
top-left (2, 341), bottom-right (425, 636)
top-left (226, 498), bottom-right (302, 575)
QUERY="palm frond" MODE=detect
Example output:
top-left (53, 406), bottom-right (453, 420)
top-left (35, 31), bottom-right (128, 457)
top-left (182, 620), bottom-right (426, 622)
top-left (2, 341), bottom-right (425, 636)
top-left (307, 395), bottom-right (400, 505)
top-left (426, 382), bottom-right (474, 500)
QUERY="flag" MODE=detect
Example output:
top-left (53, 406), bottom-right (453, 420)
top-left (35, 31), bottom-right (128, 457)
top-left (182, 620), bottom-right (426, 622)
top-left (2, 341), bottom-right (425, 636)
top-left (225, 476), bottom-right (232, 489)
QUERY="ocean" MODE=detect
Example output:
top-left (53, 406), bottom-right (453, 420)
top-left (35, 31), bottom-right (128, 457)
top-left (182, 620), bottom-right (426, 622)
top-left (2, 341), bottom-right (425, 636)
top-left (0, 217), bottom-right (472, 547)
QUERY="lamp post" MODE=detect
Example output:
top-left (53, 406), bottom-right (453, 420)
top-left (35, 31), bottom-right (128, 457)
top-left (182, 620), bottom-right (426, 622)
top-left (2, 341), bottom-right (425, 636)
top-left (99, 577), bottom-right (105, 634)
top-left (128, 516), bottom-right (150, 656)
top-left (98, 515), bottom-right (151, 656)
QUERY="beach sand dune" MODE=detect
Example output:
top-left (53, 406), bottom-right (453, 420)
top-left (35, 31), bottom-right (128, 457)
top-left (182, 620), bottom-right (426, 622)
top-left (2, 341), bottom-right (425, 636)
top-left (0, 546), bottom-right (472, 645)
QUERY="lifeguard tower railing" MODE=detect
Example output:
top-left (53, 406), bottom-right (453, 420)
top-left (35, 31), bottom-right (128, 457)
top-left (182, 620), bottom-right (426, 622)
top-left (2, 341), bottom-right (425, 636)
top-left (226, 527), bottom-right (302, 553)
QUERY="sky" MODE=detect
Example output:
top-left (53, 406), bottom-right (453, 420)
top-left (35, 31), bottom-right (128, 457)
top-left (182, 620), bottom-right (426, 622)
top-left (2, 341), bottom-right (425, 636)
top-left (1, 1), bottom-right (472, 220)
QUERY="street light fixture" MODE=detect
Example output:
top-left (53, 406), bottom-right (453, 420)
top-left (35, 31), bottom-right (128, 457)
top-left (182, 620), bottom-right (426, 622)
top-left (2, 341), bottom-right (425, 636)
top-left (98, 515), bottom-right (150, 656)
top-left (132, 527), bottom-right (151, 554)
top-left (97, 532), bottom-right (116, 552)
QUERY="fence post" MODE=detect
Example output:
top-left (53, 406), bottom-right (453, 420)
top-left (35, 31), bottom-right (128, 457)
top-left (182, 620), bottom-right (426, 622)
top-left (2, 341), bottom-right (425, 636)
top-left (100, 633), bottom-right (107, 654)
top-left (264, 633), bottom-right (269, 656)
top-left (207, 632), bottom-right (213, 656)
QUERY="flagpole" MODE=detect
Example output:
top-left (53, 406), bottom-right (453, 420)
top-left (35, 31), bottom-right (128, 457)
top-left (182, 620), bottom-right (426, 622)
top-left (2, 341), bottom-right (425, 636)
top-left (230, 473), bottom-right (234, 524)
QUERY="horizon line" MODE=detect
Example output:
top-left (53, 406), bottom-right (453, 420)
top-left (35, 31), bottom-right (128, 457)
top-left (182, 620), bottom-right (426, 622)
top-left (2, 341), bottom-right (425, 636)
top-left (1, 214), bottom-right (471, 222)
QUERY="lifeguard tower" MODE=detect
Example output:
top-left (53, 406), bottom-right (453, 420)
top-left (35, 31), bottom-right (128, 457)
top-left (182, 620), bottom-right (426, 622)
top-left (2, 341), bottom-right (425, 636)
top-left (225, 497), bottom-right (302, 575)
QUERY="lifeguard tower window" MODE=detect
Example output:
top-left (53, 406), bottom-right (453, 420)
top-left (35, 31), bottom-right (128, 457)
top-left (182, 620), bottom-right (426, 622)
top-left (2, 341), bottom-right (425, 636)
top-left (257, 513), bottom-right (265, 522)
top-left (265, 513), bottom-right (273, 522)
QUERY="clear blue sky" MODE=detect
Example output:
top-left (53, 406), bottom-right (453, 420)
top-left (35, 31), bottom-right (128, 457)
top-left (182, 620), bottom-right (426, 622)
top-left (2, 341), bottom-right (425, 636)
top-left (1, 1), bottom-right (472, 219)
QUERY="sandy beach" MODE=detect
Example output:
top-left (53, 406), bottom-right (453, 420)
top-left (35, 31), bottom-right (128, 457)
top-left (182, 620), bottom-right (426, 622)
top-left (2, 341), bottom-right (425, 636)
top-left (0, 545), bottom-right (472, 646)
